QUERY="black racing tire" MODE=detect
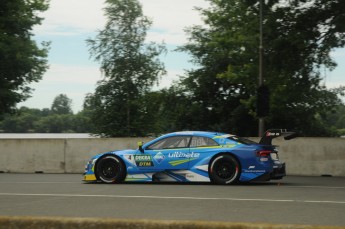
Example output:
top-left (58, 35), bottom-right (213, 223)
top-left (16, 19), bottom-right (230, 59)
top-left (209, 154), bottom-right (240, 185)
top-left (96, 155), bottom-right (126, 183)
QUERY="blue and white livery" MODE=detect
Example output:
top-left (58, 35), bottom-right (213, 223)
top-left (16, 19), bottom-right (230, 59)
top-left (83, 129), bottom-right (296, 184)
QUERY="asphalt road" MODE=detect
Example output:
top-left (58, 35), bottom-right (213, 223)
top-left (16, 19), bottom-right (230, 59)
top-left (0, 174), bottom-right (344, 226)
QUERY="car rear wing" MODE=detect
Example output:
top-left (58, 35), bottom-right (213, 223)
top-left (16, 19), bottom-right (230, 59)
top-left (259, 129), bottom-right (297, 145)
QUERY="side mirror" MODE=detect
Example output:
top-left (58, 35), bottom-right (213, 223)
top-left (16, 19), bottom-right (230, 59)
top-left (138, 141), bottom-right (144, 153)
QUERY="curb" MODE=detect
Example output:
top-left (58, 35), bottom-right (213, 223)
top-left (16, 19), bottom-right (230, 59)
top-left (0, 216), bottom-right (344, 229)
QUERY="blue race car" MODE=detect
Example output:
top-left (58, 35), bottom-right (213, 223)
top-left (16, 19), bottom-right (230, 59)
top-left (83, 129), bottom-right (296, 184)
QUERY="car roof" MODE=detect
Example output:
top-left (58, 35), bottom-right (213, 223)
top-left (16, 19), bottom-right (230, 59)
top-left (162, 131), bottom-right (229, 138)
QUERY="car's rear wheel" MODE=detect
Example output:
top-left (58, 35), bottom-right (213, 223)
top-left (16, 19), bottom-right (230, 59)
top-left (96, 155), bottom-right (126, 183)
top-left (209, 154), bottom-right (240, 185)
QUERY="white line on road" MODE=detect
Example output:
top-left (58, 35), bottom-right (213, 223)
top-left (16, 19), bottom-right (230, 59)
top-left (1, 182), bottom-right (344, 189)
top-left (0, 193), bottom-right (344, 204)
top-left (281, 185), bottom-right (345, 189)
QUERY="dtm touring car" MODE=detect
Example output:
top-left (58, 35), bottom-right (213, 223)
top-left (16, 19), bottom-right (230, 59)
top-left (83, 129), bottom-right (296, 184)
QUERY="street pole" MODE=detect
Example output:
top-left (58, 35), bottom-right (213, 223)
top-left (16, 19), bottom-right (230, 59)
top-left (258, 0), bottom-right (264, 137)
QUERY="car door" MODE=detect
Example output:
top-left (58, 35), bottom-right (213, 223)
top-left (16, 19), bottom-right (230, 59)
top-left (144, 135), bottom-right (192, 171)
top-left (188, 136), bottom-right (220, 169)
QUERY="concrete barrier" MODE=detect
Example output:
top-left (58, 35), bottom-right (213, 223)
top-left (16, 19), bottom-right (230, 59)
top-left (0, 216), bottom-right (344, 229)
top-left (0, 137), bottom-right (151, 174)
top-left (0, 139), bottom-right (65, 173)
top-left (273, 137), bottom-right (345, 177)
top-left (0, 137), bottom-right (344, 176)
top-left (64, 137), bottom-right (151, 173)
top-left (248, 137), bottom-right (345, 177)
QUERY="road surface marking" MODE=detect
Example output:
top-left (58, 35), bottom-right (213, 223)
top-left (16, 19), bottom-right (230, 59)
top-left (0, 193), bottom-right (344, 204)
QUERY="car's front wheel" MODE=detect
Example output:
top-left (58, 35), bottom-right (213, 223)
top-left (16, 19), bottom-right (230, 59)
top-left (209, 154), bottom-right (240, 185)
top-left (96, 155), bottom-right (126, 183)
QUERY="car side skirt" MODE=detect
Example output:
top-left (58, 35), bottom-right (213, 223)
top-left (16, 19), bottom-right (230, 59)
top-left (83, 169), bottom-right (277, 183)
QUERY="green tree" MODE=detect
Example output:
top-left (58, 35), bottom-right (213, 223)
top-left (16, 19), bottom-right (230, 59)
top-left (0, 94), bottom-right (95, 133)
top-left (136, 88), bottom-right (191, 135)
top-left (51, 94), bottom-right (73, 115)
top-left (0, 0), bottom-right (50, 117)
top-left (34, 114), bottom-right (75, 133)
top-left (0, 107), bottom-right (45, 133)
top-left (322, 103), bottom-right (345, 136)
top-left (179, 0), bottom-right (345, 136)
top-left (87, 0), bottom-right (166, 137)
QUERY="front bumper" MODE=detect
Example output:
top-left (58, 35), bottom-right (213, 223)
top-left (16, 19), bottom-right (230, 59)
top-left (83, 173), bottom-right (97, 181)
top-left (83, 159), bottom-right (97, 182)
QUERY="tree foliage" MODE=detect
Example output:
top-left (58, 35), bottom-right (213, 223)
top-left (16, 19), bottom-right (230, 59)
top-left (177, 0), bottom-right (345, 136)
top-left (51, 94), bottom-right (73, 115)
top-left (86, 0), bottom-right (166, 137)
top-left (6, 1), bottom-right (344, 136)
top-left (0, 95), bottom-right (94, 133)
top-left (0, 0), bottom-right (50, 117)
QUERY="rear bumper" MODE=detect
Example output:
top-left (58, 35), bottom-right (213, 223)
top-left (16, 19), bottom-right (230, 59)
top-left (270, 162), bottom-right (286, 180)
top-left (250, 162), bottom-right (286, 181)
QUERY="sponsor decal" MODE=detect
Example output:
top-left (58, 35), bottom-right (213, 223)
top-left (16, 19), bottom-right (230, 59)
top-left (186, 174), bottom-right (194, 179)
top-left (153, 152), bottom-right (165, 164)
top-left (168, 152), bottom-right (200, 158)
top-left (243, 170), bottom-right (266, 173)
top-left (167, 152), bottom-right (200, 166)
top-left (134, 155), bottom-right (152, 161)
top-left (134, 155), bottom-right (154, 167)
top-left (137, 161), bottom-right (153, 167)
top-left (244, 165), bottom-right (265, 173)
top-left (266, 132), bottom-right (280, 137)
